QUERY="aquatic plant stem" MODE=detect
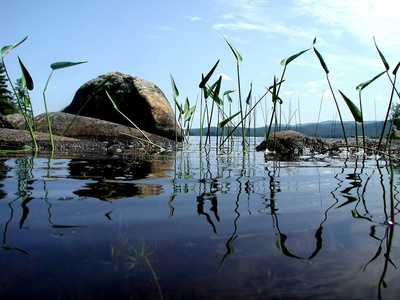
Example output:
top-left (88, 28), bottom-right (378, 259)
top-left (144, 256), bottom-right (163, 300)
top-left (43, 70), bottom-right (55, 151)
top-left (325, 74), bottom-right (348, 145)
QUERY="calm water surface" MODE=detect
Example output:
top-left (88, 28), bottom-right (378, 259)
top-left (0, 137), bottom-right (399, 299)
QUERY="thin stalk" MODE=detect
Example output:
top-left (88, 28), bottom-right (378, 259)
top-left (220, 84), bottom-right (274, 147)
top-left (43, 70), bottom-right (55, 151)
top-left (106, 91), bottom-right (165, 151)
top-left (378, 71), bottom-right (397, 150)
top-left (236, 62), bottom-right (246, 150)
top-left (326, 74), bottom-right (348, 145)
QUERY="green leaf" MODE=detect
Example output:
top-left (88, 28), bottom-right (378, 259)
top-left (313, 47), bottom-right (329, 74)
top-left (373, 37), bottom-right (390, 71)
top-left (280, 38), bottom-right (316, 66)
top-left (199, 60), bottom-right (220, 88)
top-left (50, 61), bottom-right (87, 70)
top-left (218, 111), bottom-right (240, 128)
top-left (339, 90), bottom-right (362, 123)
top-left (18, 56), bottom-right (34, 90)
top-left (1, 36), bottom-right (28, 58)
top-left (184, 107), bottom-right (196, 122)
top-left (393, 61), bottom-right (400, 76)
top-left (245, 82), bottom-right (252, 104)
top-left (170, 73), bottom-right (179, 99)
top-left (356, 71), bottom-right (385, 91)
top-left (222, 33), bottom-right (243, 63)
top-left (223, 90), bottom-right (235, 103)
top-left (206, 76), bottom-right (222, 100)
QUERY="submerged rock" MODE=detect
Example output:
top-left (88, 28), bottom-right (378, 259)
top-left (255, 130), bottom-right (327, 158)
top-left (63, 72), bottom-right (182, 141)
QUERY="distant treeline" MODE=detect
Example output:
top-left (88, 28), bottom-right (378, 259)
top-left (189, 120), bottom-right (392, 139)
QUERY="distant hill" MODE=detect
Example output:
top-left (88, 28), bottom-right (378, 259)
top-left (189, 120), bottom-right (392, 138)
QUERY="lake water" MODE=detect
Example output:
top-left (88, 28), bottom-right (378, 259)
top-left (0, 137), bottom-right (399, 299)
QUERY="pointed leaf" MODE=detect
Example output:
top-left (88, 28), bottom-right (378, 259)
top-left (339, 90), bottom-right (363, 123)
top-left (50, 61), bottom-right (87, 70)
top-left (206, 77), bottom-right (222, 99)
top-left (373, 37), bottom-right (390, 71)
top-left (314, 48), bottom-right (329, 74)
top-left (170, 73), bottom-right (179, 99)
top-left (245, 82), bottom-right (252, 104)
top-left (18, 56), bottom-right (34, 90)
top-left (223, 90), bottom-right (235, 103)
top-left (184, 105), bottom-right (196, 122)
top-left (393, 61), bottom-right (400, 76)
top-left (1, 36), bottom-right (28, 58)
top-left (281, 38), bottom-right (316, 66)
top-left (199, 60), bottom-right (220, 88)
top-left (184, 97), bottom-right (190, 114)
top-left (356, 71), bottom-right (385, 91)
top-left (219, 111), bottom-right (240, 127)
top-left (222, 33), bottom-right (242, 63)
top-left (223, 90), bottom-right (235, 96)
top-left (213, 75), bottom-right (222, 98)
top-left (212, 95), bottom-right (223, 106)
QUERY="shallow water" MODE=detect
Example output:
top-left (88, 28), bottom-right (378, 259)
top-left (0, 137), bottom-right (399, 299)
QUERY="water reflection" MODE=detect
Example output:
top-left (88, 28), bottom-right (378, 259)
top-left (0, 142), bottom-right (399, 299)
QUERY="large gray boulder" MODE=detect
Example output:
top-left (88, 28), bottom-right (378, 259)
top-left (63, 72), bottom-right (182, 141)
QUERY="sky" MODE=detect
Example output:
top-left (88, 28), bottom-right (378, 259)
top-left (2, 0), bottom-right (399, 127)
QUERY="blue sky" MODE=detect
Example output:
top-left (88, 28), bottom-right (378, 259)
top-left (2, 0), bottom-right (399, 126)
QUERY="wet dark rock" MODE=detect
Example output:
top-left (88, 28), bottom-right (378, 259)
top-left (62, 71), bottom-right (182, 141)
top-left (255, 130), bottom-right (327, 158)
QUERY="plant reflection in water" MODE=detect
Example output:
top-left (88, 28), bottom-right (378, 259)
top-left (0, 140), bottom-right (399, 299)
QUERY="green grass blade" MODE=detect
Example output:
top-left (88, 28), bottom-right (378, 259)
top-left (199, 60), bottom-right (220, 88)
top-left (313, 48), bottom-right (329, 74)
top-left (373, 37), bottom-right (390, 71)
top-left (339, 90), bottom-right (362, 123)
top-left (50, 61), bottom-right (88, 70)
top-left (356, 71), bottom-right (385, 91)
top-left (219, 111), bottom-right (240, 128)
top-left (1, 36), bottom-right (28, 58)
top-left (170, 73), bottom-right (179, 99)
top-left (281, 38), bottom-right (316, 66)
top-left (18, 56), bottom-right (34, 90)
top-left (221, 33), bottom-right (242, 63)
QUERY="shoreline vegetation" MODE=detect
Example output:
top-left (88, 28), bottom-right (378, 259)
top-left (1, 35), bottom-right (399, 157)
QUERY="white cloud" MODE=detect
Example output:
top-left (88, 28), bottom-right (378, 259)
top-left (185, 16), bottom-right (202, 21)
top-left (309, 88), bottom-right (317, 93)
top-left (218, 73), bottom-right (232, 80)
top-left (307, 81), bottom-right (321, 87)
top-left (214, 0), bottom-right (400, 53)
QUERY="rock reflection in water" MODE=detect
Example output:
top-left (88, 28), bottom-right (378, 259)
top-left (67, 157), bottom-right (172, 199)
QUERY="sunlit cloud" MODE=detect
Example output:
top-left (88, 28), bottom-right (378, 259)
top-left (218, 73), bottom-right (232, 80)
